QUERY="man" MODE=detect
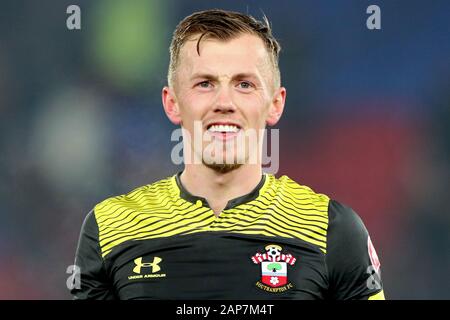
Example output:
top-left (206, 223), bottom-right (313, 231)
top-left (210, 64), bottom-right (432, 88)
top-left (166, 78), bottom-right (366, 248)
top-left (71, 9), bottom-right (385, 300)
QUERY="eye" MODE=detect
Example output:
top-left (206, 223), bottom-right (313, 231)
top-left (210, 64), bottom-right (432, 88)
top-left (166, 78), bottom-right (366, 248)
top-left (237, 81), bottom-right (253, 90)
top-left (197, 81), bottom-right (212, 89)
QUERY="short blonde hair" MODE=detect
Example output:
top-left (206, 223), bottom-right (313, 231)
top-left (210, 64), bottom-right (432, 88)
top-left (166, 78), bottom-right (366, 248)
top-left (168, 9), bottom-right (281, 88)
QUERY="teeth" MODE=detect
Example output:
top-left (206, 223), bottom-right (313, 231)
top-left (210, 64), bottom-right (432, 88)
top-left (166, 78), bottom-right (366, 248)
top-left (208, 124), bottom-right (240, 133)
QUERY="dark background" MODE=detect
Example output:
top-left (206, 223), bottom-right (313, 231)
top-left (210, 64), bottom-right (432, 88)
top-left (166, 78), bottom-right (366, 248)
top-left (0, 0), bottom-right (449, 299)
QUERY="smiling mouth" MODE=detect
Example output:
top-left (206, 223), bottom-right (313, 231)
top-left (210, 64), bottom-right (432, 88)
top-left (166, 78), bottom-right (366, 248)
top-left (206, 123), bottom-right (241, 134)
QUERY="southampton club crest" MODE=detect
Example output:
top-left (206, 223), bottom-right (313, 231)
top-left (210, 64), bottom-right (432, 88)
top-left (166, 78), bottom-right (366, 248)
top-left (251, 244), bottom-right (296, 293)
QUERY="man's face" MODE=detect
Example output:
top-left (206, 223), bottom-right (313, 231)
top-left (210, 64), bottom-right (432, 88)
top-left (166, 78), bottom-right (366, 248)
top-left (164, 33), bottom-right (285, 172)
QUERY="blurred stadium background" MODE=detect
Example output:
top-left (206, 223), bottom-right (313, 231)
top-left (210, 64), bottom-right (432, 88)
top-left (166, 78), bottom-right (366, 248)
top-left (0, 0), bottom-right (449, 299)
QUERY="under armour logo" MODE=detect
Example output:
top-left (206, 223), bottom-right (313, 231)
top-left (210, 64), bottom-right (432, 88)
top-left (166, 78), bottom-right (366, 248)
top-left (133, 257), bottom-right (162, 274)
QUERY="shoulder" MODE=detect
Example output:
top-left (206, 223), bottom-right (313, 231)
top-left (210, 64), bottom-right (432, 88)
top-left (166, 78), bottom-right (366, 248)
top-left (327, 199), bottom-right (369, 248)
top-left (270, 175), bottom-right (369, 251)
top-left (274, 175), bottom-right (330, 205)
top-left (270, 175), bottom-right (367, 232)
top-left (266, 175), bottom-right (331, 251)
top-left (326, 199), bottom-right (375, 269)
top-left (93, 175), bottom-right (176, 222)
top-left (325, 200), bottom-right (383, 299)
top-left (272, 175), bottom-right (366, 234)
top-left (271, 175), bottom-right (330, 217)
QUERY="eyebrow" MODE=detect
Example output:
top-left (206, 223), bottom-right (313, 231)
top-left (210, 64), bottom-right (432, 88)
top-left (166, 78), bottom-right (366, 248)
top-left (190, 72), bottom-right (260, 82)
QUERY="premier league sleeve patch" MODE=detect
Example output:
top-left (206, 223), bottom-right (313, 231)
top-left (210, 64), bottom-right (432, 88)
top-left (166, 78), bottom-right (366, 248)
top-left (251, 244), bottom-right (297, 293)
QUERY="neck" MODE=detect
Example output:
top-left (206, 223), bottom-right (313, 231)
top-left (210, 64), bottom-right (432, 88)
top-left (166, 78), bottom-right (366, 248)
top-left (180, 164), bottom-right (263, 216)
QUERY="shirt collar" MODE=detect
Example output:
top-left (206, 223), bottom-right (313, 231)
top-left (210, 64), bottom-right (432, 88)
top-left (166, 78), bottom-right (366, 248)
top-left (174, 171), bottom-right (266, 210)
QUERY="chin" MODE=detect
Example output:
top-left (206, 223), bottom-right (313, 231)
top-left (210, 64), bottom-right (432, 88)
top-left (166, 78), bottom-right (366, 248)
top-left (202, 161), bottom-right (243, 174)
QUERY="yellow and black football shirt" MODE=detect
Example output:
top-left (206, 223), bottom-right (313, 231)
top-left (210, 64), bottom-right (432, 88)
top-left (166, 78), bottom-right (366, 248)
top-left (71, 172), bottom-right (385, 300)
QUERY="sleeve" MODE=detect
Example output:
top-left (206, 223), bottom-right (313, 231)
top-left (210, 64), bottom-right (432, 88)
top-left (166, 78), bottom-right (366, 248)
top-left (325, 200), bottom-right (385, 300)
top-left (70, 210), bottom-right (116, 300)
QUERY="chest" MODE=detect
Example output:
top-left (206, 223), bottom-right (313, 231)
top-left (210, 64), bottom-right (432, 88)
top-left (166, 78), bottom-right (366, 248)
top-left (105, 233), bottom-right (329, 299)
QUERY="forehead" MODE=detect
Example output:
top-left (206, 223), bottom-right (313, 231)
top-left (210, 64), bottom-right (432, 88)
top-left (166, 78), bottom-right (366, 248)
top-left (178, 33), bottom-right (271, 77)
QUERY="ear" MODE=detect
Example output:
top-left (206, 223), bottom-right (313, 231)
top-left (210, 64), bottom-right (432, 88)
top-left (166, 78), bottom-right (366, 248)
top-left (162, 86), bottom-right (182, 125)
top-left (266, 87), bottom-right (286, 126)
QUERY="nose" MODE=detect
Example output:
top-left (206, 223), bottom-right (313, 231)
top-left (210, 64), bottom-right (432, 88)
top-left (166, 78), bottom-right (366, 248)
top-left (213, 86), bottom-right (236, 114)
